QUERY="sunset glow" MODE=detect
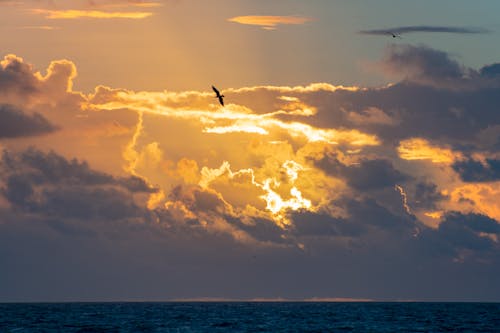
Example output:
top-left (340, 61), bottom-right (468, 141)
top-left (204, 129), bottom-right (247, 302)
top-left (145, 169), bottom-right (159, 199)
top-left (1, 0), bottom-right (499, 303)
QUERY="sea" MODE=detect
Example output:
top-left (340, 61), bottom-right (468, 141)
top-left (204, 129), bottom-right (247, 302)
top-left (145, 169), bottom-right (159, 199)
top-left (1, 302), bottom-right (499, 332)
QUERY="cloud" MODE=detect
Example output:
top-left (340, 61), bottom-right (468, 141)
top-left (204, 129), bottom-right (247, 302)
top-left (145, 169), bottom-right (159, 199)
top-left (434, 212), bottom-right (500, 253)
top-left (1, 50), bottom-right (500, 301)
top-left (397, 138), bottom-right (459, 164)
top-left (379, 44), bottom-right (468, 84)
top-left (480, 63), bottom-right (500, 78)
top-left (0, 0), bottom-right (161, 8)
top-left (0, 54), bottom-right (83, 108)
top-left (453, 158), bottom-right (500, 182)
top-left (315, 155), bottom-right (410, 191)
top-left (413, 182), bottom-right (449, 210)
top-left (346, 107), bottom-right (398, 126)
top-left (84, 1), bottom-right (162, 8)
top-left (0, 54), bottom-right (39, 96)
top-left (0, 104), bottom-right (57, 138)
top-left (1, 148), bottom-right (156, 220)
top-left (375, 45), bottom-right (500, 92)
top-left (228, 15), bottom-right (311, 30)
top-left (32, 9), bottom-right (153, 19)
top-left (359, 26), bottom-right (489, 36)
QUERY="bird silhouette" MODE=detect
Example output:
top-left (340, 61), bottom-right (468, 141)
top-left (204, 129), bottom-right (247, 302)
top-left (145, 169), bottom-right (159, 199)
top-left (212, 85), bottom-right (225, 106)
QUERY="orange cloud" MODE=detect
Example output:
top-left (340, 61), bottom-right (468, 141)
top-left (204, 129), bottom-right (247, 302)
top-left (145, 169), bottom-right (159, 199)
top-left (450, 183), bottom-right (500, 221)
top-left (198, 160), bottom-right (315, 227)
top-left (87, 87), bottom-right (380, 147)
top-left (397, 138), bottom-right (460, 164)
top-left (32, 9), bottom-right (153, 19)
top-left (95, 1), bottom-right (162, 9)
top-left (228, 15), bottom-right (312, 30)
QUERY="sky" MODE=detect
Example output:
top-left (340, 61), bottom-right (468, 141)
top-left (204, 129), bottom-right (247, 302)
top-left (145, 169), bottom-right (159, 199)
top-left (0, 0), bottom-right (500, 302)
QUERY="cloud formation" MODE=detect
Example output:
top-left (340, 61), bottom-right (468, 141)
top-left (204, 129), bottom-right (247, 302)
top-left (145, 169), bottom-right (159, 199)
top-left (228, 15), bottom-right (311, 30)
top-left (0, 104), bottom-right (57, 138)
top-left (32, 9), bottom-right (153, 19)
top-left (0, 48), bottom-right (499, 301)
top-left (360, 25), bottom-right (489, 36)
top-left (1, 148), bottom-right (156, 219)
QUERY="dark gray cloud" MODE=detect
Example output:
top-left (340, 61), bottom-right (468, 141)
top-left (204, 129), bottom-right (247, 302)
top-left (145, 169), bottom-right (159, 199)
top-left (1, 45), bottom-right (500, 302)
top-left (480, 63), bottom-right (500, 78)
top-left (0, 104), bottom-right (56, 138)
top-left (266, 45), bottom-right (500, 153)
top-left (359, 26), bottom-right (489, 36)
top-left (435, 212), bottom-right (500, 252)
top-left (452, 158), bottom-right (500, 182)
top-left (315, 154), bottom-right (410, 190)
top-left (291, 197), bottom-right (415, 238)
top-left (380, 44), bottom-right (468, 83)
top-left (0, 56), bottom-right (38, 95)
top-left (2, 148), bottom-right (155, 192)
top-left (1, 152), bottom-right (500, 301)
top-left (224, 45), bottom-right (499, 154)
top-left (413, 182), bottom-right (448, 210)
top-left (1, 148), bottom-right (156, 220)
top-left (291, 211), bottom-right (341, 236)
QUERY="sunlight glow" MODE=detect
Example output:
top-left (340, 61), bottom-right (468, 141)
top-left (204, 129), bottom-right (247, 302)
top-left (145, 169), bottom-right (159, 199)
top-left (397, 138), bottom-right (459, 164)
top-left (395, 184), bottom-right (412, 215)
top-left (199, 160), bottom-right (313, 226)
top-left (87, 88), bottom-right (380, 147)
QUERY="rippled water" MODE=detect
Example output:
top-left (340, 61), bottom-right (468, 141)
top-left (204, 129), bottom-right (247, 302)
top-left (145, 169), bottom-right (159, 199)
top-left (1, 302), bottom-right (499, 332)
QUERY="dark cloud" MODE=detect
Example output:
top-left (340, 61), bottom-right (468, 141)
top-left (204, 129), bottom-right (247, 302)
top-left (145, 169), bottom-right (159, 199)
top-left (1, 46), bottom-right (500, 302)
top-left (276, 46), bottom-right (500, 150)
top-left (345, 198), bottom-right (415, 231)
top-left (1, 156), bottom-right (500, 301)
top-left (0, 104), bottom-right (57, 138)
top-left (290, 195), bottom-right (416, 239)
top-left (223, 46), bottom-right (499, 154)
top-left (227, 215), bottom-right (287, 243)
top-left (413, 182), bottom-right (448, 210)
top-left (452, 158), bottom-right (500, 182)
top-left (435, 212), bottom-right (500, 252)
top-left (380, 44), bottom-right (467, 83)
top-left (2, 148), bottom-right (154, 191)
top-left (359, 26), bottom-right (489, 36)
top-left (480, 63), bottom-right (500, 78)
top-left (291, 211), bottom-right (340, 236)
top-left (167, 185), bottom-right (226, 214)
top-left (0, 55), bottom-right (38, 95)
top-left (315, 154), bottom-right (410, 190)
top-left (1, 148), bottom-right (156, 219)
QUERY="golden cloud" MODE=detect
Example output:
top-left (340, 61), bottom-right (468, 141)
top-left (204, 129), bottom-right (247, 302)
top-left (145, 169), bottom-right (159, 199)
top-left (8, 53), bottom-right (500, 247)
top-left (228, 15), bottom-right (312, 30)
top-left (87, 87), bottom-right (380, 147)
top-left (32, 9), bottom-right (153, 19)
top-left (95, 1), bottom-right (162, 9)
top-left (450, 183), bottom-right (500, 221)
top-left (397, 138), bottom-right (460, 164)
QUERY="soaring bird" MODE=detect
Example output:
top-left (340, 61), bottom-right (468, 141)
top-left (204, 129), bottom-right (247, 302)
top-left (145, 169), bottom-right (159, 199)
top-left (390, 32), bottom-right (402, 38)
top-left (212, 85), bottom-right (225, 106)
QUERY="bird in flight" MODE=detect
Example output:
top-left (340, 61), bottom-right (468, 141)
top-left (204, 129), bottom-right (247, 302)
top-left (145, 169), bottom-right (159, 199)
top-left (212, 85), bottom-right (225, 106)
top-left (390, 32), bottom-right (402, 38)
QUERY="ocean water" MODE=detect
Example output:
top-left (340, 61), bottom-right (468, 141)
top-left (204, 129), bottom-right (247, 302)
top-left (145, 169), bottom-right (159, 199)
top-left (1, 302), bottom-right (499, 332)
